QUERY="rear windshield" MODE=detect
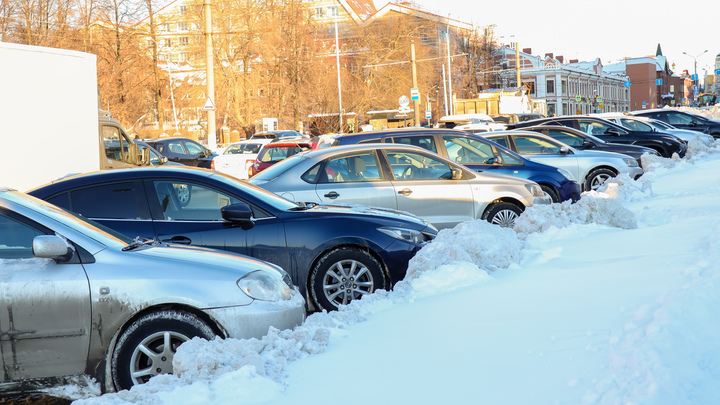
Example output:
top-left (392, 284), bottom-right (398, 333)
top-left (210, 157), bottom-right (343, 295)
top-left (224, 143), bottom-right (263, 155)
top-left (258, 145), bottom-right (310, 163)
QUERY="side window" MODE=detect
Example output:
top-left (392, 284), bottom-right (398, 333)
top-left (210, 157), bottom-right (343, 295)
top-left (513, 136), bottom-right (562, 155)
top-left (152, 181), bottom-right (241, 221)
top-left (167, 141), bottom-right (185, 154)
top-left (184, 141), bottom-right (205, 155)
top-left (357, 138), bottom-right (381, 144)
top-left (442, 136), bottom-right (496, 164)
top-left (0, 212), bottom-right (45, 259)
top-left (323, 152), bottom-right (382, 183)
top-left (579, 121), bottom-right (610, 135)
top-left (383, 150), bottom-right (452, 180)
top-left (391, 136), bottom-right (437, 153)
top-left (546, 129), bottom-right (584, 147)
top-left (102, 125), bottom-right (129, 162)
top-left (69, 182), bottom-right (143, 219)
top-left (488, 136), bottom-right (510, 148)
top-left (666, 112), bottom-right (692, 126)
top-left (497, 149), bottom-right (524, 165)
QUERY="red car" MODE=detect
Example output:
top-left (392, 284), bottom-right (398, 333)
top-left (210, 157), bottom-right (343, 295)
top-left (248, 141), bottom-right (312, 178)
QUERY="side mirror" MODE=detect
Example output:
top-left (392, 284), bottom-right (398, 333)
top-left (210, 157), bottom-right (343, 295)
top-left (581, 140), bottom-right (594, 149)
top-left (606, 129), bottom-right (620, 136)
top-left (141, 148), bottom-right (151, 165)
top-left (559, 146), bottom-right (571, 154)
top-left (221, 203), bottom-right (255, 229)
top-left (33, 235), bottom-right (73, 262)
top-left (451, 168), bottom-right (463, 180)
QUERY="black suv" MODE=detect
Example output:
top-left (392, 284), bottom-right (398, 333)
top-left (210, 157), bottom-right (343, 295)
top-left (631, 109), bottom-right (720, 140)
top-left (508, 116), bottom-right (686, 158)
top-left (144, 137), bottom-right (217, 168)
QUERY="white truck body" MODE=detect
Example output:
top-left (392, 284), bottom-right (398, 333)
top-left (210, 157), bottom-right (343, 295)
top-left (0, 42), bottom-right (148, 192)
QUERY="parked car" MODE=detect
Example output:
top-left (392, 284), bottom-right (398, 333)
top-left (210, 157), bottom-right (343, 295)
top-left (508, 115), bottom-right (686, 158)
top-left (212, 138), bottom-right (273, 179)
top-left (480, 131), bottom-right (643, 191)
top-left (251, 130), bottom-right (309, 140)
top-left (592, 113), bottom-right (715, 146)
top-left (28, 167), bottom-right (438, 312)
top-left (248, 143), bottom-right (552, 230)
top-left (0, 189), bottom-right (305, 394)
top-left (520, 125), bottom-right (659, 167)
top-left (330, 128), bottom-right (581, 203)
top-left (143, 137), bottom-right (218, 168)
top-left (437, 113), bottom-right (506, 132)
top-left (134, 140), bottom-right (183, 166)
top-left (248, 140), bottom-right (312, 178)
top-left (490, 113), bottom-right (546, 124)
top-left (630, 109), bottom-right (720, 140)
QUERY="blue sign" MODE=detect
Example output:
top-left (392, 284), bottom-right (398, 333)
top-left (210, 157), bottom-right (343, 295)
top-left (624, 81), bottom-right (631, 87)
top-left (716, 69), bottom-right (720, 76)
top-left (656, 79), bottom-right (662, 85)
top-left (691, 74), bottom-right (698, 81)
top-left (425, 110), bottom-right (432, 119)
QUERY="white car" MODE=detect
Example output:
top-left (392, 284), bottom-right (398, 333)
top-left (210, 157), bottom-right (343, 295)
top-left (212, 138), bottom-right (272, 179)
top-left (481, 131), bottom-right (644, 192)
top-left (592, 113), bottom-right (715, 146)
top-left (437, 113), bottom-right (506, 132)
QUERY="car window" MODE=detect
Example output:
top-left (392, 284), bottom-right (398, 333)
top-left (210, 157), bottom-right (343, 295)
top-left (486, 135), bottom-right (510, 148)
top-left (102, 125), bottom-right (131, 163)
top-left (578, 120), bottom-right (615, 135)
top-left (619, 118), bottom-right (652, 132)
top-left (225, 143), bottom-right (262, 154)
top-left (382, 150), bottom-right (452, 180)
top-left (167, 141), bottom-right (185, 154)
top-left (69, 182), bottom-right (143, 219)
top-left (322, 152), bottom-right (382, 183)
top-left (545, 129), bottom-right (584, 147)
top-left (497, 148), bottom-right (524, 165)
top-left (258, 145), bottom-right (308, 163)
top-left (513, 135), bottom-right (562, 154)
top-left (390, 135), bottom-right (437, 153)
top-left (442, 135), bottom-right (496, 164)
top-left (0, 212), bottom-right (45, 259)
top-left (184, 141), bottom-right (205, 155)
top-left (152, 181), bottom-right (241, 221)
top-left (666, 112), bottom-right (693, 126)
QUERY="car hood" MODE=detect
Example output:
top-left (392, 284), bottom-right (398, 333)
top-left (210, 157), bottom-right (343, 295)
top-left (572, 148), bottom-right (633, 160)
top-left (301, 203), bottom-right (433, 229)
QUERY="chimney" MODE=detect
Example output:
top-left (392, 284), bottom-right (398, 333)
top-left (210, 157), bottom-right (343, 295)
top-left (569, 59), bottom-right (579, 64)
top-left (545, 53), bottom-right (554, 59)
top-left (557, 55), bottom-right (564, 64)
top-left (523, 48), bottom-right (532, 55)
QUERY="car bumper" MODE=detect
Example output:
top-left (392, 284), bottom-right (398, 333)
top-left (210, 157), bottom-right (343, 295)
top-left (558, 180), bottom-right (582, 203)
top-left (204, 290), bottom-right (306, 339)
top-left (532, 194), bottom-right (553, 205)
top-left (623, 166), bottom-right (644, 180)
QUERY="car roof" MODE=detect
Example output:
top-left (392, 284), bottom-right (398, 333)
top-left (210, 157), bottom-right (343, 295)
top-left (261, 141), bottom-right (312, 148)
top-left (298, 142), bottom-right (442, 160)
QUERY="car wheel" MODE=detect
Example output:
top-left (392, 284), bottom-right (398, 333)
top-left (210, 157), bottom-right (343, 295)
top-left (540, 185), bottom-right (560, 203)
top-left (483, 202), bottom-right (523, 227)
top-left (174, 184), bottom-right (191, 207)
top-left (111, 310), bottom-right (215, 391)
top-left (310, 247), bottom-right (386, 311)
top-left (585, 168), bottom-right (616, 191)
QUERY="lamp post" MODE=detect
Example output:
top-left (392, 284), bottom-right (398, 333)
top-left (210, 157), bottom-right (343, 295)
top-left (683, 50), bottom-right (708, 100)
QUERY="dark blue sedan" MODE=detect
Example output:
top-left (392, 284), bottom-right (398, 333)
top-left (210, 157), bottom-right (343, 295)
top-left (332, 128), bottom-right (581, 203)
top-left (28, 167), bottom-right (437, 312)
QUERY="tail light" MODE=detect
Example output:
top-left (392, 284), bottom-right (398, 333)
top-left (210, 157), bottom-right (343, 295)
top-left (211, 159), bottom-right (216, 170)
top-left (247, 160), bottom-right (257, 178)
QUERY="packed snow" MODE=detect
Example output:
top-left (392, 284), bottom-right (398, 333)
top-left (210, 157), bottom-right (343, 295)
top-left (43, 107), bottom-right (720, 404)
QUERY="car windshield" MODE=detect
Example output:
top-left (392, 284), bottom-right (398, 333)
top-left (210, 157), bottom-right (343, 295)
top-left (250, 154), bottom-right (304, 182)
top-left (4, 191), bottom-right (132, 247)
top-left (224, 143), bottom-right (262, 155)
top-left (209, 171), bottom-right (300, 211)
top-left (258, 145), bottom-right (310, 163)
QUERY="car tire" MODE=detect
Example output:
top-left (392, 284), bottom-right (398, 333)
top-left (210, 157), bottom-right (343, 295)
top-left (585, 168), bottom-right (616, 191)
top-left (483, 202), bottom-right (523, 227)
top-left (111, 310), bottom-right (215, 391)
top-left (174, 184), bottom-right (192, 207)
top-left (540, 185), bottom-right (560, 203)
top-left (310, 247), bottom-right (386, 311)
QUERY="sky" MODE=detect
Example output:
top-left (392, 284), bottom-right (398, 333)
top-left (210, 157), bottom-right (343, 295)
top-left (401, 0), bottom-right (719, 79)
top-left (48, 105), bottom-right (720, 404)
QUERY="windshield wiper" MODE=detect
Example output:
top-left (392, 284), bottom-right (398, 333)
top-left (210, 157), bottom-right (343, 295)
top-left (122, 236), bottom-right (161, 251)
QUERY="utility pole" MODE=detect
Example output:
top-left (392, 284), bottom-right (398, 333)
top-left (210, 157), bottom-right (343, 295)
top-left (411, 42), bottom-right (420, 126)
top-left (446, 25), bottom-right (453, 115)
top-left (204, 0), bottom-right (216, 149)
top-left (515, 42), bottom-right (521, 88)
top-left (335, 20), bottom-right (343, 133)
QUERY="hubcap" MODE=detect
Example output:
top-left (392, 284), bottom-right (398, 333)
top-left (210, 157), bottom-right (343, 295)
top-left (323, 259), bottom-right (375, 307)
top-left (590, 174), bottom-right (612, 191)
top-left (491, 209), bottom-right (518, 228)
top-left (129, 331), bottom-right (190, 385)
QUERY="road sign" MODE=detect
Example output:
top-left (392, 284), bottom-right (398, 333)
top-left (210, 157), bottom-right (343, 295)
top-left (625, 81), bottom-right (631, 87)
top-left (202, 97), bottom-right (216, 110)
top-left (575, 95), bottom-right (581, 102)
top-left (398, 106), bottom-right (411, 113)
top-left (716, 69), bottom-right (720, 76)
top-left (425, 110), bottom-right (431, 119)
top-left (656, 79), bottom-right (662, 85)
top-left (597, 96), bottom-right (603, 103)
top-left (410, 88), bottom-right (419, 101)
top-left (399, 95), bottom-right (409, 107)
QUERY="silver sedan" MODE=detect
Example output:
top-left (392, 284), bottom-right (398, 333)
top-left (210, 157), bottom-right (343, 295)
top-left (248, 144), bottom-right (551, 229)
top-left (0, 189), bottom-right (305, 394)
top-left (481, 131), bottom-right (644, 191)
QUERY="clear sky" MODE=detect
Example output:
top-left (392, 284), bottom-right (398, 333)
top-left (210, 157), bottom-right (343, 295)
top-left (396, 0), bottom-right (718, 79)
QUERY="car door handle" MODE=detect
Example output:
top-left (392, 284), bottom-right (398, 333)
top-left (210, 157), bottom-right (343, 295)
top-left (324, 191), bottom-right (340, 199)
top-left (398, 188), bottom-right (413, 196)
top-left (162, 236), bottom-right (192, 245)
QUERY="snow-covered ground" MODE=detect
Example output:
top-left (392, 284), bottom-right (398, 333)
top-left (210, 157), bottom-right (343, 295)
top-left (52, 107), bottom-right (720, 404)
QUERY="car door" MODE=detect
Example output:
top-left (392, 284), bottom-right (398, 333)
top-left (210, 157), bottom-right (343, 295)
top-left (313, 151), bottom-right (398, 209)
top-left (499, 134), bottom-right (582, 182)
top-left (380, 148), bottom-right (475, 229)
top-left (163, 140), bottom-right (193, 165)
top-left (0, 210), bottom-right (91, 381)
top-left (143, 179), bottom-right (289, 271)
top-left (181, 139), bottom-right (208, 167)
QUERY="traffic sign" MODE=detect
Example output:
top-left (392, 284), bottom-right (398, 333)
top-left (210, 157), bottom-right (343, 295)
top-left (399, 95), bottom-right (409, 107)
top-left (410, 88), bottom-right (419, 101)
top-left (202, 97), bottom-right (216, 110)
top-left (575, 95), bottom-right (581, 102)
top-left (425, 110), bottom-right (432, 119)
top-left (596, 96), bottom-right (603, 103)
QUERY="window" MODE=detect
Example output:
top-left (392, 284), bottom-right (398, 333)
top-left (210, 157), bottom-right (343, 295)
top-left (512, 135), bottom-right (562, 155)
top-left (152, 181), bottom-right (241, 221)
top-left (102, 125), bottom-right (131, 163)
top-left (330, 6), bottom-right (339, 16)
top-left (180, 37), bottom-right (189, 45)
top-left (322, 152), bottom-right (382, 183)
top-left (383, 150), bottom-right (452, 180)
top-left (442, 136), bottom-right (496, 164)
top-left (164, 38), bottom-right (172, 47)
top-left (167, 140), bottom-right (185, 154)
top-left (183, 140), bottom-right (205, 155)
top-left (561, 80), bottom-right (567, 95)
top-left (315, 7), bottom-right (323, 17)
top-left (68, 182), bottom-right (143, 219)
top-left (546, 79), bottom-right (555, 94)
top-left (390, 135), bottom-right (436, 153)
top-left (545, 129), bottom-right (585, 147)
top-left (487, 135), bottom-right (510, 148)
top-left (0, 213), bottom-right (44, 259)
top-left (179, 5), bottom-right (187, 13)
top-left (178, 22), bottom-right (187, 31)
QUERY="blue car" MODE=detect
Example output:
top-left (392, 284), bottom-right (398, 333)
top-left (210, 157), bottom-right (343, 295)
top-left (332, 128), bottom-right (581, 203)
top-left (28, 167), bottom-right (437, 312)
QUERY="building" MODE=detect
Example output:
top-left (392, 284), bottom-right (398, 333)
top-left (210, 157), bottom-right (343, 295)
top-left (605, 55), bottom-right (693, 109)
top-left (494, 45), bottom-right (630, 116)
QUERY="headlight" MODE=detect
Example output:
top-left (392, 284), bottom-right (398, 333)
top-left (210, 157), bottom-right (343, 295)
top-left (525, 184), bottom-right (545, 197)
top-left (623, 158), bottom-right (638, 167)
top-left (237, 270), bottom-right (292, 301)
top-left (557, 168), bottom-right (576, 182)
top-left (378, 226), bottom-right (429, 244)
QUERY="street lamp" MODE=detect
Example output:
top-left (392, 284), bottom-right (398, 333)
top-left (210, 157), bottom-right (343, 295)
top-left (683, 50), bottom-right (708, 97)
